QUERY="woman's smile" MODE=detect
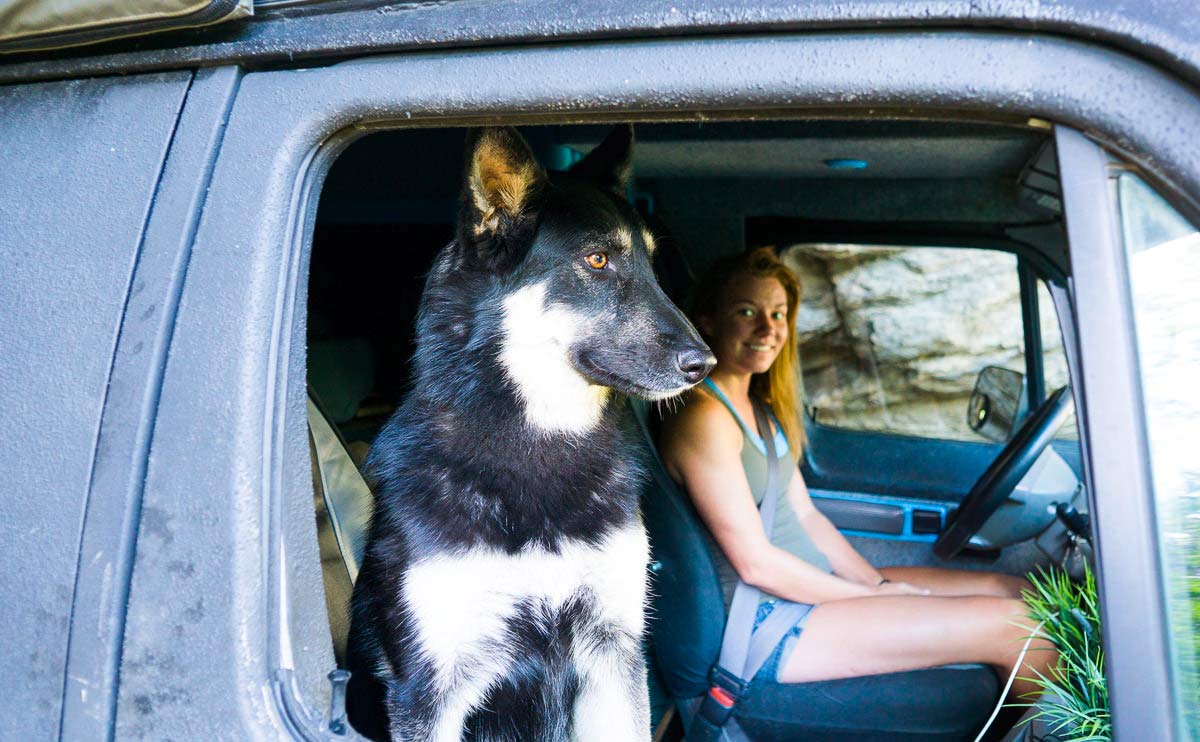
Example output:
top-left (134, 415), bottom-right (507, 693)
top-left (701, 273), bottom-right (791, 376)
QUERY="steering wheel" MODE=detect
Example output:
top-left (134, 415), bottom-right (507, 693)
top-left (934, 385), bottom-right (1075, 559)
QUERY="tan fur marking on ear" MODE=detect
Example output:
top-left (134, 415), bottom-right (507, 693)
top-left (612, 226), bottom-right (634, 253)
top-left (473, 207), bottom-right (500, 236)
top-left (641, 227), bottom-right (657, 256)
top-left (469, 136), bottom-right (540, 234)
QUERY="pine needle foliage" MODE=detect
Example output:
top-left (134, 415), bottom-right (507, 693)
top-left (1015, 566), bottom-right (1111, 741)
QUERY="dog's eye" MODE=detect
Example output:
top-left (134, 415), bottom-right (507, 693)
top-left (585, 252), bottom-right (609, 270)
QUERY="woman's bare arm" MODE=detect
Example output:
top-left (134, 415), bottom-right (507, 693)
top-left (659, 394), bottom-right (909, 604)
top-left (784, 475), bottom-right (886, 586)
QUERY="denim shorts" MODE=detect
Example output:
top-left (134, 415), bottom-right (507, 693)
top-left (751, 599), bottom-right (811, 683)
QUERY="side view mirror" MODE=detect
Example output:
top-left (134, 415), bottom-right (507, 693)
top-left (967, 366), bottom-right (1027, 443)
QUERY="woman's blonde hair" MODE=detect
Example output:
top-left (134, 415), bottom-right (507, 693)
top-left (691, 246), bottom-right (805, 460)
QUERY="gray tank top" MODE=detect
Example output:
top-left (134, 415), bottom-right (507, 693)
top-left (698, 379), bottom-right (833, 611)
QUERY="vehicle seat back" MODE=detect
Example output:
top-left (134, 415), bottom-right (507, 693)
top-left (631, 398), bottom-right (726, 699)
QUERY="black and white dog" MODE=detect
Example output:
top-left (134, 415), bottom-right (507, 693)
top-left (346, 126), bottom-right (714, 741)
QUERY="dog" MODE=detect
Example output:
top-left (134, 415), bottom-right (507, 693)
top-left (345, 125), bottom-right (714, 742)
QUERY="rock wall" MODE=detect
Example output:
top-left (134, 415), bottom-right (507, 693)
top-left (782, 244), bottom-right (1066, 440)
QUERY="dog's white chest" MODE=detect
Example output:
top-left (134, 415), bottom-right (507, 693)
top-left (404, 524), bottom-right (649, 673)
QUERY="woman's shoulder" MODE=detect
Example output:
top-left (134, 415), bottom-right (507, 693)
top-left (658, 386), bottom-right (744, 461)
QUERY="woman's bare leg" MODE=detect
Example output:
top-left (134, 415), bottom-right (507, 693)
top-left (879, 566), bottom-right (1030, 599)
top-left (778, 595), bottom-right (1054, 702)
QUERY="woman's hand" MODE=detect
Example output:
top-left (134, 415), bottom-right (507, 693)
top-left (872, 580), bottom-right (931, 597)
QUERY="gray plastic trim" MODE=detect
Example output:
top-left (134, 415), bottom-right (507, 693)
top-left (1055, 126), bottom-right (1174, 740)
top-left (0, 69), bottom-right (195, 742)
top-left (814, 499), bottom-right (906, 535)
top-left (3, 0), bottom-right (1200, 100)
top-left (59, 67), bottom-right (242, 742)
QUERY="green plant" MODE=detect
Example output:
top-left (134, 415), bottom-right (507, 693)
top-left (1016, 566), bottom-right (1111, 741)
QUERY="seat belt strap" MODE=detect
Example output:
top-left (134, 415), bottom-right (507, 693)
top-left (742, 601), bottom-right (809, 680)
top-left (715, 400), bottom-right (781, 677)
top-left (698, 399), bottom-right (796, 735)
top-left (306, 394), bottom-right (373, 583)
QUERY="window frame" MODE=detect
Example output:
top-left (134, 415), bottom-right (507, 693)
top-left (1019, 257), bottom-right (1048, 408)
top-left (1055, 126), bottom-right (1176, 738)
top-left (128, 30), bottom-right (1200, 739)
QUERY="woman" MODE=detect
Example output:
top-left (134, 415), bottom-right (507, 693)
top-left (658, 247), bottom-right (1053, 704)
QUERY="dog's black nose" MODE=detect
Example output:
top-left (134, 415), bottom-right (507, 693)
top-left (676, 348), bottom-right (717, 384)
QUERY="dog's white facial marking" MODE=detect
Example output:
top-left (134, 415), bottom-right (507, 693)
top-left (642, 386), bottom-right (695, 402)
top-left (500, 283), bottom-right (610, 434)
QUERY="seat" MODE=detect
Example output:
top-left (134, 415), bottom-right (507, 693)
top-left (633, 399), bottom-right (1000, 742)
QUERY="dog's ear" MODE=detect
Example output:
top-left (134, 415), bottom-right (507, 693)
top-left (458, 127), bottom-right (546, 271)
top-left (567, 124), bottom-right (634, 195)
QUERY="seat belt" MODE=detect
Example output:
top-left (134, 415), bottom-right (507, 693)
top-left (693, 399), bottom-right (808, 740)
top-left (306, 394), bottom-right (373, 583)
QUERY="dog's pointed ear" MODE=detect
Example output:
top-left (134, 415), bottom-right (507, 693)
top-left (567, 124), bottom-right (634, 195)
top-left (462, 127), bottom-right (546, 243)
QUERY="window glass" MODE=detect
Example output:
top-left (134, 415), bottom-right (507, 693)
top-left (1120, 173), bottom-right (1200, 735)
top-left (783, 244), bottom-right (1024, 441)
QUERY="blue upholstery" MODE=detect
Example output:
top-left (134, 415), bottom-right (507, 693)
top-left (632, 400), bottom-right (1001, 741)
top-left (642, 456), bottom-right (726, 697)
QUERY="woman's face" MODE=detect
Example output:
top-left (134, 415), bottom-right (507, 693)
top-left (701, 273), bottom-right (790, 377)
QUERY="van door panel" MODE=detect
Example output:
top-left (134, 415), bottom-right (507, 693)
top-left (0, 71), bottom-right (190, 740)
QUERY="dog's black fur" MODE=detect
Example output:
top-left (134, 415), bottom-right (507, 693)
top-left (346, 126), bottom-right (712, 741)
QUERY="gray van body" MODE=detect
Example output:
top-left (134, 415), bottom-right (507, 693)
top-left (1, 2), bottom-right (1196, 739)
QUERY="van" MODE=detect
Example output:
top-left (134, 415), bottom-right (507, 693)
top-left (1, 2), bottom-right (1197, 739)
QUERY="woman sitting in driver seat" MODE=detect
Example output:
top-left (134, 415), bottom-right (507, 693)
top-left (657, 247), bottom-right (1054, 707)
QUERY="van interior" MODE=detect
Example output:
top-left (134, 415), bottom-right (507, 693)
top-left (305, 119), bottom-right (1087, 741)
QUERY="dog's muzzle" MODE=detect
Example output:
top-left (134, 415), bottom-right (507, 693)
top-left (676, 347), bottom-right (716, 385)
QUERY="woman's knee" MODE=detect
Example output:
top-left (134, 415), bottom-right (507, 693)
top-left (993, 573), bottom-right (1032, 599)
top-left (968, 571), bottom-right (1030, 599)
top-left (989, 596), bottom-right (1033, 626)
top-left (917, 597), bottom-right (1024, 672)
top-left (975, 597), bottom-right (1045, 661)
top-left (960, 597), bottom-right (1035, 644)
